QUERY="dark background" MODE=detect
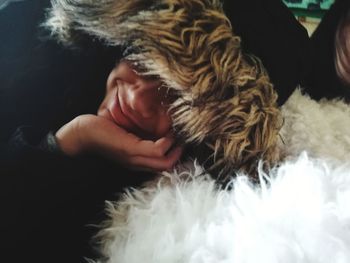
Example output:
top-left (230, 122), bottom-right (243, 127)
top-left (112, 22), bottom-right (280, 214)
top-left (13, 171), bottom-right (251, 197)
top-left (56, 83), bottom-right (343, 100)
top-left (0, 0), bottom-right (120, 141)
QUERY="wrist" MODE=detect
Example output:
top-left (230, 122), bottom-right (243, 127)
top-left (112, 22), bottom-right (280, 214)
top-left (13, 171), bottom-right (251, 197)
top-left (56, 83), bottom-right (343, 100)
top-left (39, 131), bottom-right (63, 154)
top-left (55, 120), bottom-right (84, 156)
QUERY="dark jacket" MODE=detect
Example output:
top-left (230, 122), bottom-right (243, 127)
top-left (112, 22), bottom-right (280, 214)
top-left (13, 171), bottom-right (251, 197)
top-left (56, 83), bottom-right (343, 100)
top-left (224, 0), bottom-right (311, 105)
top-left (303, 0), bottom-right (350, 101)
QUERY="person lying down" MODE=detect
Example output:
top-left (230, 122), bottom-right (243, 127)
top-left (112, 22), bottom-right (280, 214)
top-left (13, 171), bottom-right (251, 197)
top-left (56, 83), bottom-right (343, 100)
top-left (45, 0), bottom-right (310, 181)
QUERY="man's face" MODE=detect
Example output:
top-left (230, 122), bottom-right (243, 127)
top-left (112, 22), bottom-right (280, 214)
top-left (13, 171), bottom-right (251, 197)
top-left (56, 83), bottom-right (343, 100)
top-left (98, 61), bottom-right (172, 140)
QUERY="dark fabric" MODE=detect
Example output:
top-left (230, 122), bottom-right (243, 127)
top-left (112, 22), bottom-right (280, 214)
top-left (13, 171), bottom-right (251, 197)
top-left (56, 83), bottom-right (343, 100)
top-left (303, 0), bottom-right (350, 102)
top-left (0, 0), bottom-right (122, 142)
top-left (7, 126), bottom-right (61, 155)
top-left (1, 126), bottom-right (153, 263)
top-left (0, 2), bottom-right (151, 263)
top-left (38, 130), bottom-right (63, 153)
top-left (223, 0), bottom-right (311, 105)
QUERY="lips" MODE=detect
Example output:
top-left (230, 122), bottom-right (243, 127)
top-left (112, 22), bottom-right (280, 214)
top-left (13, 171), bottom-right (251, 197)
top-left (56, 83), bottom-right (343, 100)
top-left (109, 90), bottom-right (141, 133)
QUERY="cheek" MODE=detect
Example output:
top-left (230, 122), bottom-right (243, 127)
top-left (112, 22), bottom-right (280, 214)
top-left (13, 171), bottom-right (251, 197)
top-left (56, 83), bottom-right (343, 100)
top-left (98, 87), bottom-right (115, 111)
top-left (97, 99), bottom-right (107, 116)
top-left (154, 114), bottom-right (172, 138)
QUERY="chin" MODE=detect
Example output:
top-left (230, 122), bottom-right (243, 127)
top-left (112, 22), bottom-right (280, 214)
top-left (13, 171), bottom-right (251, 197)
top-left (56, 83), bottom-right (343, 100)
top-left (97, 108), bottom-right (112, 122)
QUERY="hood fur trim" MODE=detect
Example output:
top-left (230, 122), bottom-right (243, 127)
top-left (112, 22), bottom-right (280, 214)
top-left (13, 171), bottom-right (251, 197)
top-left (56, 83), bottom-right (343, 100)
top-left (45, 0), bottom-right (282, 179)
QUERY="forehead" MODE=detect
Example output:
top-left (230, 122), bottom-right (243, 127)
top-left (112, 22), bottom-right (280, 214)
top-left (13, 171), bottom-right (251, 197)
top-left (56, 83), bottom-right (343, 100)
top-left (110, 60), bottom-right (178, 99)
top-left (114, 61), bottom-right (139, 79)
top-left (115, 60), bottom-right (160, 81)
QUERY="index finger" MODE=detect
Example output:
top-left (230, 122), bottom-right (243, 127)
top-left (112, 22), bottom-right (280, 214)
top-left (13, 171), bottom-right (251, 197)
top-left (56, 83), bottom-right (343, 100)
top-left (120, 131), bottom-right (176, 158)
top-left (132, 135), bottom-right (176, 158)
top-left (129, 146), bottom-right (183, 171)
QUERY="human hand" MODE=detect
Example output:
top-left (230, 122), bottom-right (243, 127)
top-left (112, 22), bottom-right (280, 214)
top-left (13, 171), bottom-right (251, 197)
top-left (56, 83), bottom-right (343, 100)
top-left (55, 114), bottom-right (182, 171)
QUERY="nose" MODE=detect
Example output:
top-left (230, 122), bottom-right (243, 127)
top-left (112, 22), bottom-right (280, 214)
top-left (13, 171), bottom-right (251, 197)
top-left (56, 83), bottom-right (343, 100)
top-left (126, 79), bottom-right (162, 119)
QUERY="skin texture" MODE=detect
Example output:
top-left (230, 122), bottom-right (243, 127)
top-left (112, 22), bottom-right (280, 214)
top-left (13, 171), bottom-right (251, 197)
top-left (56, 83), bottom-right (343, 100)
top-left (46, 0), bottom-right (283, 179)
top-left (98, 61), bottom-right (172, 139)
top-left (55, 62), bottom-right (182, 172)
top-left (335, 12), bottom-right (350, 86)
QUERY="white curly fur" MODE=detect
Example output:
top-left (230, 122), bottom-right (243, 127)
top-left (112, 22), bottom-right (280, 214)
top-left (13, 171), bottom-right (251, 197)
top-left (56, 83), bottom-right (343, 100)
top-left (93, 90), bottom-right (350, 263)
top-left (280, 88), bottom-right (350, 163)
top-left (95, 154), bottom-right (350, 263)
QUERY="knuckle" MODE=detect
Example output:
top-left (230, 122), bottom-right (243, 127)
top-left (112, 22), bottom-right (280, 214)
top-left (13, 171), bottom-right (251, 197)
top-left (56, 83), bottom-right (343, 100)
top-left (163, 159), bottom-right (174, 170)
top-left (154, 146), bottom-right (166, 157)
top-left (73, 114), bottom-right (93, 129)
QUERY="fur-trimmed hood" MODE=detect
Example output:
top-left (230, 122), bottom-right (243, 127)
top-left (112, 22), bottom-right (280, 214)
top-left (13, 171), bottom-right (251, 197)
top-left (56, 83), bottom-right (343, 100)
top-left (45, 0), bottom-right (282, 180)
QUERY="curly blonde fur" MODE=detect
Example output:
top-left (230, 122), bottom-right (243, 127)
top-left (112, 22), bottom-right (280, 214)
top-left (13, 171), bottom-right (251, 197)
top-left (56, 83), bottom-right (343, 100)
top-left (45, 0), bottom-right (282, 180)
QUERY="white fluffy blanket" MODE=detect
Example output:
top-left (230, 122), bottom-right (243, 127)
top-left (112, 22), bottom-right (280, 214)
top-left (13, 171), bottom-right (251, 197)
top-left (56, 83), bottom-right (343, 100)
top-left (94, 90), bottom-right (350, 263)
top-left (280, 89), bottom-right (350, 163)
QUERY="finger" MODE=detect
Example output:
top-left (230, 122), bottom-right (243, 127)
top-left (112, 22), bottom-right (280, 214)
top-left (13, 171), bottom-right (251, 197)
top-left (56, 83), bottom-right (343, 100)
top-left (94, 121), bottom-right (172, 159)
top-left (128, 135), bottom-right (175, 158)
top-left (133, 146), bottom-right (182, 171)
top-left (130, 146), bottom-right (183, 171)
top-left (153, 136), bottom-right (176, 155)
